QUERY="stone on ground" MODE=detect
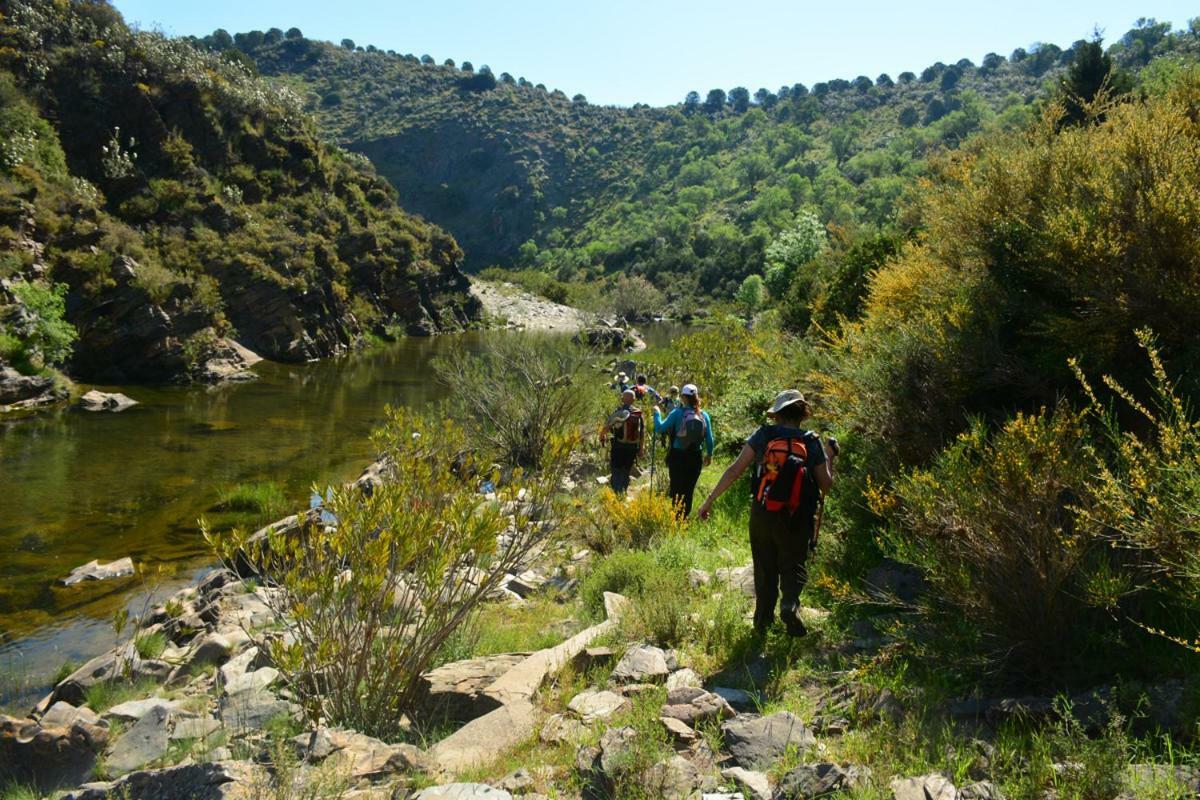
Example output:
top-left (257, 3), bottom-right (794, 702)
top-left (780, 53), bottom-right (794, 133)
top-left (568, 688), bottom-right (631, 723)
top-left (541, 713), bottom-right (586, 744)
top-left (660, 716), bottom-right (697, 742)
top-left (721, 766), bottom-right (771, 800)
top-left (643, 754), bottom-right (703, 800)
top-left (218, 688), bottom-right (294, 735)
top-left (78, 391), bottom-right (139, 412)
top-left (416, 653), bottom-right (527, 722)
top-left (776, 763), bottom-right (870, 798)
top-left (105, 704), bottom-right (170, 774)
top-left (662, 687), bottom-right (736, 725)
top-left (720, 712), bottom-right (816, 769)
top-left (104, 698), bottom-right (184, 723)
top-left (890, 774), bottom-right (956, 800)
top-left (62, 760), bottom-right (265, 800)
top-left (959, 780), bottom-right (1006, 800)
top-left (610, 644), bottom-right (670, 683)
top-left (666, 668), bottom-right (703, 690)
top-left (598, 726), bottom-right (638, 777)
top-left (711, 687), bottom-right (759, 712)
top-left (39, 701), bottom-right (103, 730)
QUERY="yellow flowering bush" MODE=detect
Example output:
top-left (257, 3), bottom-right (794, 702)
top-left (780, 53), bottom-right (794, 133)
top-left (583, 488), bottom-right (683, 554)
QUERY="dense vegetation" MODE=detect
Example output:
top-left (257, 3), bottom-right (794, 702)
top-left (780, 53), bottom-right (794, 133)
top-left (0, 0), bottom-right (477, 386)
top-left (219, 19), bottom-right (1200, 316)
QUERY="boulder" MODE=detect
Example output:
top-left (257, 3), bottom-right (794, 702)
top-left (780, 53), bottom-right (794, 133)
top-left (660, 716), bottom-right (697, 743)
top-left (890, 774), bottom-right (956, 800)
top-left (775, 763), bottom-right (870, 798)
top-left (0, 365), bottom-right (56, 406)
top-left (712, 687), bottom-right (759, 713)
top-left (105, 698), bottom-right (185, 723)
top-left (715, 566), bottom-right (756, 598)
top-left (0, 713), bottom-right (109, 789)
top-left (1123, 764), bottom-right (1200, 799)
top-left (170, 716), bottom-right (222, 741)
top-left (52, 650), bottom-right (124, 706)
top-left (643, 755), bottom-right (703, 800)
top-left (598, 726), bottom-right (639, 777)
top-left (541, 713), bottom-right (586, 744)
top-left (415, 652), bottom-right (528, 723)
top-left (722, 766), bottom-right (771, 800)
top-left (666, 668), bottom-right (703, 690)
top-left (78, 390), bottom-right (139, 412)
top-left (39, 702), bottom-right (102, 730)
top-left (199, 338), bottom-right (261, 383)
top-left (62, 760), bottom-right (266, 800)
top-left (864, 559), bottom-right (926, 605)
top-left (105, 704), bottom-right (170, 774)
top-left (568, 689), bottom-right (632, 723)
top-left (218, 688), bottom-right (295, 735)
top-left (292, 727), bottom-right (427, 781)
top-left (661, 687), bottom-right (736, 726)
top-left (412, 784), bottom-right (512, 800)
top-left (959, 781), bottom-right (1006, 800)
top-left (610, 645), bottom-right (670, 683)
top-left (223, 667), bottom-right (279, 696)
top-left (61, 557), bottom-right (136, 586)
top-left (721, 713), bottom-right (816, 769)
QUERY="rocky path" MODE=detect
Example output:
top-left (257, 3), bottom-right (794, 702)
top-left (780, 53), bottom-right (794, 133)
top-left (470, 280), bottom-right (595, 332)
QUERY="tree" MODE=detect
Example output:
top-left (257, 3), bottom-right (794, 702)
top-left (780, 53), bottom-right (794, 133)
top-left (852, 75), bottom-right (872, 93)
top-left (8, 281), bottom-right (76, 368)
top-left (500, 72), bottom-right (514, 84)
top-left (876, 73), bottom-right (894, 88)
top-left (792, 83), bottom-right (808, 97)
top-left (444, 58), bottom-right (455, 67)
top-left (572, 94), bottom-right (587, 104)
top-left (341, 38), bottom-right (356, 50)
top-left (981, 52), bottom-right (1005, 73)
top-left (234, 30), bottom-right (264, 51)
top-left (461, 61), bottom-right (474, 72)
top-left (920, 63), bottom-right (944, 83)
top-left (940, 66), bottom-right (962, 91)
top-left (703, 88), bottom-right (726, 115)
top-left (605, 275), bottom-right (665, 321)
top-left (264, 28), bottom-right (283, 45)
top-left (898, 106), bottom-right (920, 127)
top-left (897, 71), bottom-right (916, 84)
top-left (1010, 47), bottom-right (1028, 63)
top-left (420, 54), bottom-right (434, 64)
top-left (736, 274), bottom-right (764, 315)
top-left (728, 86), bottom-right (751, 113)
top-left (285, 27), bottom-right (303, 40)
top-left (1060, 36), bottom-right (1129, 126)
top-left (208, 28), bottom-right (233, 50)
top-left (812, 82), bottom-right (830, 97)
top-left (764, 211), bottom-right (826, 298)
top-left (683, 91), bottom-right (700, 114)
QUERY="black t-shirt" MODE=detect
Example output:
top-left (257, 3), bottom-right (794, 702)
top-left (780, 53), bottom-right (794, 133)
top-left (745, 425), bottom-right (826, 499)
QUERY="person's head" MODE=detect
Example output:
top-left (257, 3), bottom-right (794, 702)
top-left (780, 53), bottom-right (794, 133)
top-left (621, 389), bottom-right (636, 405)
top-left (681, 383), bottom-right (700, 408)
top-left (766, 389), bottom-right (810, 426)
top-left (617, 372), bottom-right (628, 383)
top-left (636, 374), bottom-right (648, 385)
top-left (668, 385), bottom-right (680, 400)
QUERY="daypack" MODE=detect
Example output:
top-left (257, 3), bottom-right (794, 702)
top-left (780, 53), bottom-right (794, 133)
top-left (755, 436), bottom-right (809, 515)
top-left (674, 407), bottom-right (707, 451)
top-left (611, 407), bottom-right (643, 445)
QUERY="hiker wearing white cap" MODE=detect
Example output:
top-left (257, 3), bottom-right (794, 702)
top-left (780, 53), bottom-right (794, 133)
top-left (601, 388), bottom-right (644, 494)
top-left (696, 389), bottom-right (837, 637)
top-left (652, 383), bottom-right (714, 517)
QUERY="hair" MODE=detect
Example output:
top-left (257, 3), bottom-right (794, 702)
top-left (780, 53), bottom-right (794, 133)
top-left (636, 374), bottom-right (647, 383)
top-left (773, 401), bottom-right (809, 426)
top-left (684, 391), bottom-right (701, 410)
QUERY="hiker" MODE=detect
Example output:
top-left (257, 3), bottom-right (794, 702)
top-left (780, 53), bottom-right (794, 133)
top-left (609, 372), bottom-right (631, 393)
top-left (658, 386), bottom-right (681, 449)
top-left (600, 388), bottom-right (644, 495)
top-left (696, 389), bottom-right (836, 637)
top-left (653, 384), bottom-right (713, 517)
top-left (633, 374), bottom-right (660, 403)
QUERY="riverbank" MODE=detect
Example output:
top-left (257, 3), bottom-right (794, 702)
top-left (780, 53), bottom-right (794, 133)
top-left (470, 280), bottom-right (596, 332)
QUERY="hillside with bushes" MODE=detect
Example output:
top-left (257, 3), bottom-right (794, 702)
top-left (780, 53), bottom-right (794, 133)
top-left (0, 0), bottom-right (478, 391)
top-left (221, 19), bottom-right (1199, 313)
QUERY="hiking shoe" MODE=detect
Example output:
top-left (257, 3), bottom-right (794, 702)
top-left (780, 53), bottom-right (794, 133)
top-left (784, 619), bottom-right (808, 638)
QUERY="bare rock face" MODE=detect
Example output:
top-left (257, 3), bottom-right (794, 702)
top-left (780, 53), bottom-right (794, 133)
top-left (0, 712), bottom-right (110, 790)
top-left (0, 364), bottom-right (59, 407)
top-left (197, 338), bottom-right (261, 383)
top-left (62, 760), bottom-right (267, 800)
top-left (413, 653), bottom-right (529, 723)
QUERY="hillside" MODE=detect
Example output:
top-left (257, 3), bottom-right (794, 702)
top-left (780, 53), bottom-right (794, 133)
top-left (225, 20), bottom-right (1199, 306)
top-left (0, 0), bottom-right (478, 391)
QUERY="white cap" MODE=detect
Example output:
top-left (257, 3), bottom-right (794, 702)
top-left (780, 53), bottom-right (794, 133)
top-left (681, 384), bottom-right (698, 397)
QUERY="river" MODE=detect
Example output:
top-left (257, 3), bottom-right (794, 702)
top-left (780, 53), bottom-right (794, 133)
top-left (0, 324), bottom-right (684, 706)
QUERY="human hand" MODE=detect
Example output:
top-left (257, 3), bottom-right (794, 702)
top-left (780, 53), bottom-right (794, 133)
top-left (697, 499), bottom-right (713, 520)
top-left (704, 455), bottom-right (712, 467)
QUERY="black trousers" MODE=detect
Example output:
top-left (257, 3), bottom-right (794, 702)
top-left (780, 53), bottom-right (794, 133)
top-left (749, 502), bottom-right (812, 630)
top-left (609, 442), bottom-right (638, 494)
top-left (666, 448), bottom-right (704, 517)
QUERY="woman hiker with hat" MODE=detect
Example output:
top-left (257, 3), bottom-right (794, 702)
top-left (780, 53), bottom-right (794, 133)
top-left (696, 389), bottom-right (837, 637)
top-left (653, 384), bottom-right (714, 517)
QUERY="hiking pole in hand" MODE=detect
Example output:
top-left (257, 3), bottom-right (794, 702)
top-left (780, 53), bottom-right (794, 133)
top-left (648, 403), bottom-right (657, 494)
top-left (811, 434), bottom-right (840, 552)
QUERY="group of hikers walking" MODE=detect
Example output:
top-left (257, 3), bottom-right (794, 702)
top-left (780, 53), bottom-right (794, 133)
top-left (601, 373), bottom-right (838, 638)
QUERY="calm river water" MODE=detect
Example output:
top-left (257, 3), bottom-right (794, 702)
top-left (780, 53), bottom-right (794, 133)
top-left (0, 324), bottom-right (681, 702)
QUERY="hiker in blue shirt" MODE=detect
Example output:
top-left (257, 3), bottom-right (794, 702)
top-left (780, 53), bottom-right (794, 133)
top-left (652, 383), bottom-right (713, 517)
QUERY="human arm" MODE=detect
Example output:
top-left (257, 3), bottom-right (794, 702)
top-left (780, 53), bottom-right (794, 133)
top-left (653, 407), bottom-right (679, 435)
top-left (696, 444), bottom-right (756, 520)
top-left (812, 435), bottom-right (836, 495)
top-left (703, 412), bottom-right (715, 462)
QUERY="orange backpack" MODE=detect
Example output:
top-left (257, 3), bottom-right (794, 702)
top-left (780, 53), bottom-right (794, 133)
top-left (755, 437), bottom-right (809, 515)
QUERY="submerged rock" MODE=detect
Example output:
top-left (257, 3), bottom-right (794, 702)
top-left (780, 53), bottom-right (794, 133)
top-left (60, 557), bottom-right (136, 586)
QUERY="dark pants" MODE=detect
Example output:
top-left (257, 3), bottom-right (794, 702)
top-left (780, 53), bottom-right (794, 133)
top-left (610, 442), bottom-right (638, 494)
top-left (749, 502), bottom-right (812, 631)
top-left (666, 448), bottom-right (704, 517)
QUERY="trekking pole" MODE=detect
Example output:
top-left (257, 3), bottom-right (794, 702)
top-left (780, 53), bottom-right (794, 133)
top-left (649, 421), bottom-right (657, 494)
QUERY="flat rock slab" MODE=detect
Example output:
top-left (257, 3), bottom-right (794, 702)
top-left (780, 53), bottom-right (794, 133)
top-left (218, 688), bottom-right (294, 735)
top-left (171, 716), bottom-right (222, 741)
top-left (568, 689), bottom-right (631, 723)
top-left (417, 652), bottom-right (527, 722)
top-left (541, 713), bottom-right (586, 744)
top-left (61, 557), bottom-right (135, 586)
top-left (106, 705), bottom-right (170, 774)
top-left (721, 712), bottom-right (816, 769)
top-left (105, 698), bottom-right (185, 722)
top-left (63, 760), bottom-right (265, 800)
top-left (224, 667), bottom-right (279, 696)
top-left (40, 701), bottom-right (103, 730)
top-left (777, 763), bottom-right (871, 798)
top-left (662, 687), bottom-right (736, 726)
top-left (413, 782), bottom-right (513, 799)
top-left (666, 668), bottom-right (703, 690)
top-left (610, 644), bottom-right (670, 683)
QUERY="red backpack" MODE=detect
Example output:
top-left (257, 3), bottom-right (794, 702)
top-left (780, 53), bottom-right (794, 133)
top-left (613, 407), bottom-right (643, 445)
top-left (755, 437), bottom-right (809, 515)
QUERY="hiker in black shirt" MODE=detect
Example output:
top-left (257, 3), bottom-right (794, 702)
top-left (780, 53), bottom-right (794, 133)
top-left (697, 389), bottom-right (836, 637)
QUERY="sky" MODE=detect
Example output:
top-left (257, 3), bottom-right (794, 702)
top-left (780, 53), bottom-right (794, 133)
top-left (112, 1), bottom-right (1197, 107)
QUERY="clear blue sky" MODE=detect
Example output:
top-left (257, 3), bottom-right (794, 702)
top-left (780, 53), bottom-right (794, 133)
top-left (112, 1), bottom-right (1197, 106)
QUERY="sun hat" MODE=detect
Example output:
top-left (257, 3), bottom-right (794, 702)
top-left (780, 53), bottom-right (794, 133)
top-left (767, 389), bottom-right (807, 415)
top-left (681, 384), bottom-right (698, 397)
top-left (668, 385), bottom-right (680, 395)
top-left (617, 372), bottom-right (628, 381)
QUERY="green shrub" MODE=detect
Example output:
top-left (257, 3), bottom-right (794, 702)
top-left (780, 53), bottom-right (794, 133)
top-left (582, 489), bottom-right (682, 554)
top-left (580, 550), bottom-right (658, 619)
top-left (215, 481), bottom-right (288, 518)
top-left (7, 280), bottom-right (76, 368)
top-left (206, 407), bottom-right (569, 740)
top-left (134, 631), bottom-right (167, 660)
